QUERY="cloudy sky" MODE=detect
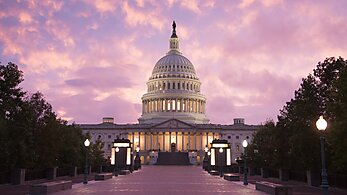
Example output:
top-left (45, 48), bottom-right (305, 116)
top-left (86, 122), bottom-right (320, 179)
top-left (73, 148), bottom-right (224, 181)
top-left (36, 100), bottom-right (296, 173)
top-left (1, 0), bottom-right (346, 125)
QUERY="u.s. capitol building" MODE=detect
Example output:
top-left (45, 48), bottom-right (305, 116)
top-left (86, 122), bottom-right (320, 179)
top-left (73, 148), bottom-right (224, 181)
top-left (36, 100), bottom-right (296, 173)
top-left (80, 22), bottom-right (260, 164)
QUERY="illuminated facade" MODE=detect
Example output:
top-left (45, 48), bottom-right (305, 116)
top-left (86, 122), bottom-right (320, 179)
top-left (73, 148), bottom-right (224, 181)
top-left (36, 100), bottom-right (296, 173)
top-left (80, 22), bottom-right (260, 164)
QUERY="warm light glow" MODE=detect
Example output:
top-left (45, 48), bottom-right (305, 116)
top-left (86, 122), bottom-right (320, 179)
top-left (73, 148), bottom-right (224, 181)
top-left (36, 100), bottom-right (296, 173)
top-left (219, 147), bottom-right (223, 153)
top-left (212, 143), bottom-right (228, 148)
top-left (111, 148), bottom-right (115, 165)
top-left (210, 149), bottom-right (215, 165)
top-left (316, 116), bottom-right (327, 131)
top-left (115, 147), bottom-right (120, 152)
top-left (113, 142), bottom-right (130, 147)
top-left (242, 140), bottom-right (248, 148)
top-left (136, 146), bottom-right (140, 152)
top-left (84, 139), bottom-right (90, 147)
top-left (227, 148), bottom-right (231, 165)
top-left (204, 147), bottom-right (208, 153)
top-left (207, 151), bottom-right (211, 156)
top-left (126, 148), bottom-right (131, 165)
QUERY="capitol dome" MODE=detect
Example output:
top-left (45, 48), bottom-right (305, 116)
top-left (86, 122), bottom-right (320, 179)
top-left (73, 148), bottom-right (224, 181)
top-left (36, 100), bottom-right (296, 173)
top-left (138, 21), bottom-right (209, 124)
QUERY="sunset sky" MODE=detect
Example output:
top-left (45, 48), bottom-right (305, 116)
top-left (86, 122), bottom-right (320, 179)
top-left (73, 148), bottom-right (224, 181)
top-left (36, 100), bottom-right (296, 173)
top-left (1, 0), bottom-right (346, 125)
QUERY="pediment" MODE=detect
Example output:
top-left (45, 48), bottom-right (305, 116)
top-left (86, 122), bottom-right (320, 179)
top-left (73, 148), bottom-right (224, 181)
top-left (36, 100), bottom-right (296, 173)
top-left (151, 119), bottom-right (194, 129)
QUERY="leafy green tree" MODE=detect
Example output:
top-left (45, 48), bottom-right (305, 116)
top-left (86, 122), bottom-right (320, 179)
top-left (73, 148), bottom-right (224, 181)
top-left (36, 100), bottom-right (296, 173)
top-left (326, 59), bottom-right (347, 173)
top-left (0, 61), bottom-right (87, 171)
top-left (89, 138), bottom-right (106, 169)
top-left (248, 120), bottom-right (277, 168)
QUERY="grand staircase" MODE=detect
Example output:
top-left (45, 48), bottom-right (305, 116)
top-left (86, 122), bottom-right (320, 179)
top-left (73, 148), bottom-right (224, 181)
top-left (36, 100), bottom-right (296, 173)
top-left (156, 152), bottom-right (191, 165)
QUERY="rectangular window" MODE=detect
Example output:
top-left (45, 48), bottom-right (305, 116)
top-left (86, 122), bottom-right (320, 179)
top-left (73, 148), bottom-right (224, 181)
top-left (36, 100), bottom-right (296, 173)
top-left (172, 100), bottom-right (176, 110)
top-left (177, 101), bottom-right (181, 111)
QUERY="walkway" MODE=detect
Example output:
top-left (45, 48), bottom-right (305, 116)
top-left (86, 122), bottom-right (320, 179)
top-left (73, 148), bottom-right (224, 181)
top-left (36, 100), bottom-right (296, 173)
top-left (53, 166), bottom-right (267, 195)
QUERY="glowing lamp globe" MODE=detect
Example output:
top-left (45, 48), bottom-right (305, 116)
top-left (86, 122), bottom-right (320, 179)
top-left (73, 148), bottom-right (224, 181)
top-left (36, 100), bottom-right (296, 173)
top-left (84, 139), bottom-right (90, 147)
top-left (316, 116), bottom-right (327, 131)
top-left (242, 140), bottom-right (248, 148)
top-left (115, 147), bottom-right (120, 152)
top-left (219, 148), bottom-right (223, 153)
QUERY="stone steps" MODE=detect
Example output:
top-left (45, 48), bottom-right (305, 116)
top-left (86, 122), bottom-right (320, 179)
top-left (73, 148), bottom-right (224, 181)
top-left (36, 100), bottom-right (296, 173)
top-left (156, 152), bottom-right (191, 165)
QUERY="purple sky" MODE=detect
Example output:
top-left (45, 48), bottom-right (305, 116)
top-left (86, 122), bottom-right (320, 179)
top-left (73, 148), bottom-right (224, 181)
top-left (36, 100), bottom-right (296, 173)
top-left (1, 0), bottom-right (347, 125)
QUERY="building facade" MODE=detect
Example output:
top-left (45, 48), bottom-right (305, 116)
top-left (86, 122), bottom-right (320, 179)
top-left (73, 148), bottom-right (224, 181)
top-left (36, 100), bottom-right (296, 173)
top-left (80, 22), bottom-right (260, 164)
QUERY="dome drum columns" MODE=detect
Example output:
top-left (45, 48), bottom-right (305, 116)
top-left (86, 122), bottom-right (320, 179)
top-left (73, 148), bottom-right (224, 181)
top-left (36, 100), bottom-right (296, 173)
top-left (142, 98), bottom-right (206, 114)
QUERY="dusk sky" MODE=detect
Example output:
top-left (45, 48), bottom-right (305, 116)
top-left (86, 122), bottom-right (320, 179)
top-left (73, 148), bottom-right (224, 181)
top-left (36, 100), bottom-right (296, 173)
top-left (1, 0), bottom-right (346, 125)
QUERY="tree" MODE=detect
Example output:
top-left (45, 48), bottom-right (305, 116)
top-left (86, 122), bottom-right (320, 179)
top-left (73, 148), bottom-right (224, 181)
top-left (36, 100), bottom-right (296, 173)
top-left (0, 61), bottom-right (87, 171)
top-left (326, 59), bottom-right (347, 173)
top-left (248, 120), bottom-right (277, 168)
top-left (89, 138), bottom-right (106, 169)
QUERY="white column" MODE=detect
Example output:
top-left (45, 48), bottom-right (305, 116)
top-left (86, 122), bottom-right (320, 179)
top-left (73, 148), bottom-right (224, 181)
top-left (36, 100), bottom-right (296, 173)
top-left (201, 132), bottom-right (203, 149)
top-left (132, 132), bottom-right (135, 150)
top-left (188, 132), bottom-right (190, 151)
top-left (182, 132), bottom-right (184, 152)
top-left (206, 132), bottom-right (208, 147)
top-left (169, 132), bottom-right (171, 145)
top-left (194, 132), bottom-right (197, 150)
top-left (139, 132), bottom-right (141, 149)
top-left (157, 132), bottom-right (159, 150)
top-left (144, 132), bottom-right (147, 151)
top-left (175, 132), bottom-right (178, 144)
top-left (163, 132), bottom-right (165, 151)
top-left (150, 132), bottom-right (153, 150)
top-left (180, 99), bottom-right (183, 112)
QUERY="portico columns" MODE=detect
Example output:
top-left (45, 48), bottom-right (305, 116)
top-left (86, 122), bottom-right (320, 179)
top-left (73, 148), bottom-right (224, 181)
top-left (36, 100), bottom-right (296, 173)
top-left (194, 132), bottom-right (197, 150)
top-left (188, 132), bottom-right (190, 150)
top-left (182, 132), bottom-right (184, 152)
top-left (163, 132), bottom-right (165, 151)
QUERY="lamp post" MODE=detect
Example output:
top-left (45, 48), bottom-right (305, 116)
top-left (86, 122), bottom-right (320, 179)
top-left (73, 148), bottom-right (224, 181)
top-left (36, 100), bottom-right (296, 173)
top-left (83, 138), bottom-right (90, 184)
top-left (207, 151), bottom-right (211, 173)
top-left (134, 146), bottom-right (141, 170)
top-left (316, 116), bottom-right (329, 195)
top-left (242, 139), bottom-right (248, 185)
top-left (114, 147), bottom-right (119, 176)
top-left (219, 147), bottom-right (223, 177)
top-left (203, 146), bottom-right (208, 170)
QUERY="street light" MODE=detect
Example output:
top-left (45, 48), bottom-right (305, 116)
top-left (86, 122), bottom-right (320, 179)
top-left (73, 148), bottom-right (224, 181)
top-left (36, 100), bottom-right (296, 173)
top-left (83, 138), bottom-right (90, 184)
top-left (203, 146), bottom-right (209, 170)
top-left (242, 139), bottom-right (248, 185)
top-left (114, 147), bottom-right (120, 176)
top-left (316, 116), bottom-right (329, 195)
top-left (134, 146), bottom-right (141, 170)
top-left (219, 148), bottom-right (223, 177)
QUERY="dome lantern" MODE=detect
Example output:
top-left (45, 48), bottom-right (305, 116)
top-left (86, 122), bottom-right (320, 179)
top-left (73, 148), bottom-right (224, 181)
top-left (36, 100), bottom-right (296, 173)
top-left (169, 21), bottom-right (179, 51)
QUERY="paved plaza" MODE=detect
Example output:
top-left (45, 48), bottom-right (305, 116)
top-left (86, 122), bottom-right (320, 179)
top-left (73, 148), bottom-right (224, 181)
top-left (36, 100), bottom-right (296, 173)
top-left (53, 166), bottom-right (266, 195)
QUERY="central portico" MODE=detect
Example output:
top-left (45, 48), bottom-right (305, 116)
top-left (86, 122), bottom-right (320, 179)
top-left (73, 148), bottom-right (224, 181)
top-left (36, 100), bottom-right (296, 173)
top-left (128, 119), bottom-right (219, 153)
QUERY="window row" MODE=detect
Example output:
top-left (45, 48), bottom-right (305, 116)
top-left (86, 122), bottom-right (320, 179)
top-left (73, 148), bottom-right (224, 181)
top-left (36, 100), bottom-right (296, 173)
top-left (147, 81), bottom-right (200, 92)
top-left (150, 73), bottom-right (197, 80)
top-left (154, 64), bottom-right (194, 72)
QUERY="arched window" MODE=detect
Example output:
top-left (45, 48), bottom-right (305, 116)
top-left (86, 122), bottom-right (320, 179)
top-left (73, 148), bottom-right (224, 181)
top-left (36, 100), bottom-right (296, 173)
top-left (168, 82), bottom-right (171, 90)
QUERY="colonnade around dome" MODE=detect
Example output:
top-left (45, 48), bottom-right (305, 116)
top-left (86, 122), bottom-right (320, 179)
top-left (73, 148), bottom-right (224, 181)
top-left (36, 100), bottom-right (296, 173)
top-left (142, 98), bottom-right (206, 114)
